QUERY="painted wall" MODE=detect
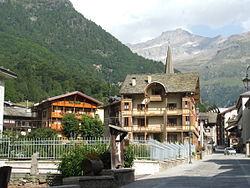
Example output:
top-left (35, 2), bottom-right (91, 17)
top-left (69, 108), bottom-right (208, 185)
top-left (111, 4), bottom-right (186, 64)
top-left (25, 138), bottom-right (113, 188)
top-left (0, 80), bottom-right (4, 132)
top-left (167, 94), bottom-right (182, 109)
top-left (96, 108), bottom-right (104, 122)
top-left (147, 116), bottom-right (164, 128)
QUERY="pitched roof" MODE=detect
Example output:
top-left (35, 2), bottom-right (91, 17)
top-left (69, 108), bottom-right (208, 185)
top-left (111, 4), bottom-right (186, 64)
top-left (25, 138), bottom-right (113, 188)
top-left (43, 91), bottom-right (103, 105)
top-left (240, 91), bottom-right (250, 97)
top-left (219, 106), bottom-right (236, 115)
top-left (120, 73), bottom-right (199, 94)
top-left (236, 91), bottom-right (250, 108)
top-left (4, 106), bottom-right (35, 118)
top-left (0, 66), bottom-right (17, 79)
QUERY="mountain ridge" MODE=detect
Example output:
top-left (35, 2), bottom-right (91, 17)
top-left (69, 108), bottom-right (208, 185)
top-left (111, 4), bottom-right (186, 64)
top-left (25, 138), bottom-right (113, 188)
top-left (127, 28), bottom-right (250, 107)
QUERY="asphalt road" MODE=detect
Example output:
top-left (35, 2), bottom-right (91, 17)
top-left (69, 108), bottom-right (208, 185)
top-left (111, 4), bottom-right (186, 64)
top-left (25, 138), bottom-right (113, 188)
top-left (121, 152), bottom-right (250, 188)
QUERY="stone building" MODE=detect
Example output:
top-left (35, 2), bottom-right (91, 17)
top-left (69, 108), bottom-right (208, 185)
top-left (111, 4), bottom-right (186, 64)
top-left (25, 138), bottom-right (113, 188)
top-left (105, 46), bottom-right (200, 144)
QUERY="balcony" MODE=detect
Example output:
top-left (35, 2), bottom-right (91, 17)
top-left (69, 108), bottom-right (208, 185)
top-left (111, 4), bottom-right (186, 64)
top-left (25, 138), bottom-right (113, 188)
top-left (122, 110), bottom-right (132, 116)
top-left (182, 108), bottom-right (191, 115)
top-left (51, 112), bottom-right (94, 119)
top-left (166, 108), bottom-right (182, 115)
top-left (132, 109), bottom-right (165, 116)
top-left (52, 101), bottom-right (97, 108)
top-left (123, 126), bottom-right (162, 133)
top-left (122, 108), bottom-right (184, 117)
top-left (166, 125), bottom-right (199, 136)
top-left (51, 112), bottom-right (64, 118)
top-left (149, 95), bottom-right (162, 101)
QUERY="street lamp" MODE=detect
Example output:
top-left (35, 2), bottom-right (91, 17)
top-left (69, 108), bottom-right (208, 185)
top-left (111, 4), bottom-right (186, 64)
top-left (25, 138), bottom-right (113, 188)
top-left (242, 65), bottom-right (250, 90)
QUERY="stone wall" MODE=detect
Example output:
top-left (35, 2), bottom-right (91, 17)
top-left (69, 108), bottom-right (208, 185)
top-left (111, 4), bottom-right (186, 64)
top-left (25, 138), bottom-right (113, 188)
top-left (133, 158), bottom-right (189, 175)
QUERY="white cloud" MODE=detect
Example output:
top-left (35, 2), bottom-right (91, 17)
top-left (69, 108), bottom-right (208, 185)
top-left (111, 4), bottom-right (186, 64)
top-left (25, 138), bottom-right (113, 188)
top-left (70, 0), bottom-right (250, 43)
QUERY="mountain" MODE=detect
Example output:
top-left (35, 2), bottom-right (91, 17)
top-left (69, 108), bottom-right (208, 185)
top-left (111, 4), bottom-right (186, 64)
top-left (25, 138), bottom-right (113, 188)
top-left (127, 29), bottom-right (250, 107)
top-left (0, 0), bottom-right (164, 103)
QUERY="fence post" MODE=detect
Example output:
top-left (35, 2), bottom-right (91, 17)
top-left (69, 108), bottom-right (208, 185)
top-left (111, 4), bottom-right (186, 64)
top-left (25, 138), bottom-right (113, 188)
top-left (30, 152), bottom-right (39, 176)
top-left (7, 139), bottom-right (10, 159)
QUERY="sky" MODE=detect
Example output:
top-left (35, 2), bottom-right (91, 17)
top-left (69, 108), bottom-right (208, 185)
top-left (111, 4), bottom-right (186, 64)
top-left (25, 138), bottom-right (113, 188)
top-left (70, 0), bottom-right (250, 44)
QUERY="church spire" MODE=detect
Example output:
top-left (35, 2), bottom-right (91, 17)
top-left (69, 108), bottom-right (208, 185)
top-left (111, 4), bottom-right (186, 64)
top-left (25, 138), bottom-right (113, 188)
top-left (165, 45), bottom-right (174, 74)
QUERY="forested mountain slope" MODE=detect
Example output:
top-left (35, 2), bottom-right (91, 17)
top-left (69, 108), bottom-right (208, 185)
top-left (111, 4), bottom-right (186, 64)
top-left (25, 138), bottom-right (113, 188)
top-left (0, 0), bottom-right (164, 103)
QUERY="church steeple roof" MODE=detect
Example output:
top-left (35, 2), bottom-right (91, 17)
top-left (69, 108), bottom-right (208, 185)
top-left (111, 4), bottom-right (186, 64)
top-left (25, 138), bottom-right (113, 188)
top-left (165, 45), bottom-right (174, 74)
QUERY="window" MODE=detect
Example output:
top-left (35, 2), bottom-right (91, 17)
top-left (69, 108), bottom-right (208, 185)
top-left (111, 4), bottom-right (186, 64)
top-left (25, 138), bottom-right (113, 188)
top-left (152, 88), bottom-right (162, 95)
top-left (138, 118), bottom-right (146, 126)
top-left (205, 129), bottom-right (210, 133)
top-left (168, 103), bottom-right (177, 110)
top-left (185, 116), bottom-right (190, 125)
top-left (168, 134), bottom-right (177, 143)
top-left (137, 104), bottom-right (146, 111)
top-left (42, 111), bottom-right (47, 118)
top-left (168, 118), bottom-right (177, 126)
top-left (124, 102), bottom-right (129, 110)
top-left (124, 117), bottom-right (129, 126)
top-left (184, 101), bottom-right (188, 108)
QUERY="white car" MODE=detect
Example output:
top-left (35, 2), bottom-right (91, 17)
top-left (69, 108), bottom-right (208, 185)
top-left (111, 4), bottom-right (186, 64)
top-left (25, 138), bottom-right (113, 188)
top-left (224, 147), bottom-right (236, 155)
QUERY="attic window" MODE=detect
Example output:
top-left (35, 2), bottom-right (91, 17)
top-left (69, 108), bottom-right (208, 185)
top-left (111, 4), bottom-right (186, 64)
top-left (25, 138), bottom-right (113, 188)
top-left (152, 88), bottom-right (162, 95)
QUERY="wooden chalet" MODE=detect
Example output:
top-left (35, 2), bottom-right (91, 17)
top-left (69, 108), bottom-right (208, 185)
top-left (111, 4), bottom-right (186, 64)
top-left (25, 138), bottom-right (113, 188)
top-left (35, 91), bottom-right (102, 131)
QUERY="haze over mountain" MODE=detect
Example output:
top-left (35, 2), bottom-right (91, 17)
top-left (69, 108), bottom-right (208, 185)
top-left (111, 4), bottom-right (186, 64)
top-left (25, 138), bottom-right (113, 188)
top-left (128, 29), bottom-right (250, 107)
top-left (0, 0), bottom-right (163, 103)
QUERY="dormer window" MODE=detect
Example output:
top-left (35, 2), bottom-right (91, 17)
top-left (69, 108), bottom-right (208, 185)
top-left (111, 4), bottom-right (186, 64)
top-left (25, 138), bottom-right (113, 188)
top-left (152, 88), bottom-right (162, 95)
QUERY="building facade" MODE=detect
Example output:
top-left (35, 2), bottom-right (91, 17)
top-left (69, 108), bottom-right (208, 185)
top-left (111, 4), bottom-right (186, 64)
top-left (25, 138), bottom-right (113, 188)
top-left (34, 91), bottom-right (102, 131)
top-left (3, 101), bottom-right (38, 134)
top-left (199, 112), bottom-right (217, 149)
top-left (217, 106), bottom-right (238, 148)
top-left (105, 47), bottom-right (200, 144)
top-left (236, 91), bottom-right (250, 152)
top-left (0, 67), bottom-right (17, 132)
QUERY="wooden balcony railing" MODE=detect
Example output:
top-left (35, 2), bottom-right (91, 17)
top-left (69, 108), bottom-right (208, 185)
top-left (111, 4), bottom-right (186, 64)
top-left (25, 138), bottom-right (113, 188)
top-left (51, 112), bottom-right (64, 118)
top-left (123, 126), bottom-right (162, 133)
top-left (149, 95), bottom-right (162, 101)
top-left (51, 101), bottom-right (97, 108)
top-left (132, 109), bottom-right (165, 116)
top-left (123, 124), bottom-right (199, 136)
top-left (166, 108), bottom-right (182, 115)
top-left (122, 108), bottom-right (182, 116)
top-left (166, 125), bottom-right (199, 136)
top-left (51, 112), bottom-right (94, 119)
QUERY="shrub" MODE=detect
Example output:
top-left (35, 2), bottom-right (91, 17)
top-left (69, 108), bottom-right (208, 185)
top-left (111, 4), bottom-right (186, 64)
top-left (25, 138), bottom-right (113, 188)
top-left (79, 115), bottom-right (104, 137)
top-left (61, 114), bottom-right (80, 139)
top-left (124, 145), bottom-right (135, 168)
top-left (58, 146), bottom-right (87, 177)
top-left (58, 145), bottom-right (109, 177)
top-left (27, 127), bottom-right (58, 139)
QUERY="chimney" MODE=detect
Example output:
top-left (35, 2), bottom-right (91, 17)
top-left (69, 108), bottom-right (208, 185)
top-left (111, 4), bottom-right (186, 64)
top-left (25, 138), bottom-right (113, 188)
top-left (132, 77), bottom-right (136, 86)
top-left (147, 75), bottom-right (152, 84)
